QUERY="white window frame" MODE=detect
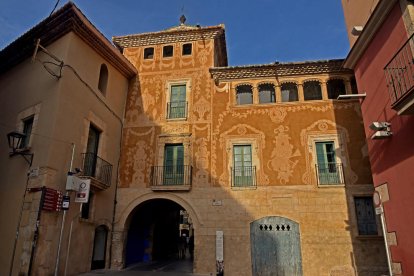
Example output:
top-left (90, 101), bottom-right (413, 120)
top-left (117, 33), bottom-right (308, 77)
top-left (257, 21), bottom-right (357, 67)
top-left (165, 79), bottom-right (191, 121)
top-left (309, 135), bottom-right (345, 187)
top-left (16, 104), bottom-right (41, 149)
top-left (226, 138), bottom-right (259, 189)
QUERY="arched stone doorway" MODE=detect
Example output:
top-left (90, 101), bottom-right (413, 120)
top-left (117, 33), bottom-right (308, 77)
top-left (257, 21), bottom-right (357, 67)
top-left (91, 225), bottom-right (108, 270)
top-left (124, 198), bottom-right (194, 269)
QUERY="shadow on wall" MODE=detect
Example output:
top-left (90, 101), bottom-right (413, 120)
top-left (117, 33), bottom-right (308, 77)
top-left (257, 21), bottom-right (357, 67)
top-left (332, 99), bottom-right (388, 275)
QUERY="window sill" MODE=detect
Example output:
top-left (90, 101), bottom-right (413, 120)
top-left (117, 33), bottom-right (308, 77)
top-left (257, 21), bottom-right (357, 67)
top-left (317, 183), bottom-right (345, 188)
top-left (79, 217), bottom-right (94, 224)
top-left (231, 186), bottom-right (257, 191)
top-left (166, 117), bottom-right (187, 122)
top-left (233, 104), bottom-right (254, 108)
top-left (356, 235), bottom-right (383, 240)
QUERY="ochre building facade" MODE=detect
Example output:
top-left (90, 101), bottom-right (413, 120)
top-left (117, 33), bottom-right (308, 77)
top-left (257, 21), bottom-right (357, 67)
top-left (111, 24), bottom-right (388, 275)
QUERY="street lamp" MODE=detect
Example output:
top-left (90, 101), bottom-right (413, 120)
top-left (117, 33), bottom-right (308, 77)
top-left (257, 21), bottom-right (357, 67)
top-left (7, 131), bottom-right (34, 166)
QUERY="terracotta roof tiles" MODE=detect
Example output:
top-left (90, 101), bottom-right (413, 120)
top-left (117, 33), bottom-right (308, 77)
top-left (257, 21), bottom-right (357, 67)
top-left (210, 59), bottom-right (352, 81)
top-left (113, 25), bottom-right (225, 48)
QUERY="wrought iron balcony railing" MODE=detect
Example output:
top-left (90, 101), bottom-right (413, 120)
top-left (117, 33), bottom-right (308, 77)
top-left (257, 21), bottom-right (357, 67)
top-left (384, 32), bottom-right (414, 113)
top-left (315, 163), bottom-right (344, 185)
top-left (231, 166), bottom-right (257, 187)
top-left (151, 165), bottom-right (192, 188)
top-left (167, 101), bottom-right (187, 119)
top-left (82, 152), bottom-right (112, 188)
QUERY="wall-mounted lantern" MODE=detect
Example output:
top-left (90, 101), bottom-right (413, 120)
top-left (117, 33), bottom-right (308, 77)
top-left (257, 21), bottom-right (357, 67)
top-left (7, 131), bottom-right (34, 166)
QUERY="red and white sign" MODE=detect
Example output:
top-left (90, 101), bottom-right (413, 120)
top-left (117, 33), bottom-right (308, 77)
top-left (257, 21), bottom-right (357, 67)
top-left (42, 187), bottom-right (63, 212)
top-left (74, 178), bottom-right (90, 203)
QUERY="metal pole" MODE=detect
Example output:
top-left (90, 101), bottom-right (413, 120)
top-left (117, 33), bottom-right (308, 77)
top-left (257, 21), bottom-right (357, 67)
top-left (64, 212), bottom-right (81, 276)
top-left (54, 143), bottom-right (75, 276)
top-left (379, 210), bottom-right (393, 276)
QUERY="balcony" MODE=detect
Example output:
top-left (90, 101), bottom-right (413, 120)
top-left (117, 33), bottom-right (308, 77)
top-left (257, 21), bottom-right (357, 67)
top-left (384, 33), bottom-right (414, 114)
top-left (167, 101), bottom-right (187, 119)
top-left (81, 152), bottom-right (112, 190)
top-left (231, 166), bottom-right (257, 188)
top-left (315, 163), bottom-right (344, 186)
top-left (150, 165), bottom-right (192, 191)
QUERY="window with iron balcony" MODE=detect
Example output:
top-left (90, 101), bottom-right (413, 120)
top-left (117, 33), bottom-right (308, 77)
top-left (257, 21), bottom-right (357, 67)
top-left (315, 141), bottom-right (344, 186)
top-left (384, 32), bottom-right (414, 115)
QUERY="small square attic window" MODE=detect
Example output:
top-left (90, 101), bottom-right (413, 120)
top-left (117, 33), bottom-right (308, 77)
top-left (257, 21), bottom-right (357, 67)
top-left (144, 47), bottom-right (154, 59)
top-left (163, 45), bottom-right (174, 57)
top-left (182, 43), bottom-right (192, 55)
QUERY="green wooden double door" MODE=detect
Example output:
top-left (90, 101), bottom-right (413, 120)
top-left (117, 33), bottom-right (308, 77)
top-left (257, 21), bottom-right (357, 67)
top-left (169, 85), bottom-right (186, 119)
top-left (233, 145), bottom-right (254, 186)
top-left (163, 144), bottom-right (184, 185)
top-left (315, 141), bottom-right (341, 184)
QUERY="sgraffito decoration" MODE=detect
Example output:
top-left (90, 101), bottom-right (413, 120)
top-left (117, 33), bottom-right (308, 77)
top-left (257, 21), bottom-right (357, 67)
top-left (300, 120), bottom-right (357, 185)
top-left (215, 124), bottom-right (269, 186)
top-left (122, 127), bottom-right (155, 187)
top-left (267, 126), bottom-right (301, 184)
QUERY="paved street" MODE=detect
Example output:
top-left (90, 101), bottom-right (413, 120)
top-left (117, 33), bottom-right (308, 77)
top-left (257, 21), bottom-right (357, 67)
top-left (80, 257), bottom-right (210, 276)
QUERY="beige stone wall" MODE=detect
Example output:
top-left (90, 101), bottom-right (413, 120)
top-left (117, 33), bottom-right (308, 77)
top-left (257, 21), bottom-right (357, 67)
top-left (0, 30), bottom-right (129, 276)
top-left (114, 32), bottom-right (388, 275)
top-left (341, 0), bottom-right (380, 46)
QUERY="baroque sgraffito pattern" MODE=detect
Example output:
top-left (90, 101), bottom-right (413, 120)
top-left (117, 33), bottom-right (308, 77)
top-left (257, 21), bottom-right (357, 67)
top-left (300, 120), bottom-right (357, 185)
top-left (195, 137), bottom-right (209, 185)
top-left (216, 124), bottom-right (269, 186)
top-left (267, 126), bottom-right (301, 184)
top-left (161, 124), bottom-right (190, 134)
top-left (193, 124), bottom-right (211, 186)
top-left (193, 96), bottom-right (210, 121)
top-left (214, 83), bottom-right (230, 93)
top-left (121, 127), bottom-right (155, 187)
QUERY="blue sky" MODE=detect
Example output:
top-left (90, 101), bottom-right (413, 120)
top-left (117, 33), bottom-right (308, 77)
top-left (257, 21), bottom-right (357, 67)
top-left (0, 0), bottom-right (350, 66)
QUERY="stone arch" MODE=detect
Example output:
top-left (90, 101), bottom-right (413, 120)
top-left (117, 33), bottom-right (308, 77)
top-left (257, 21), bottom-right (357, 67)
top-left (116, 192), bottom-right (202, 232)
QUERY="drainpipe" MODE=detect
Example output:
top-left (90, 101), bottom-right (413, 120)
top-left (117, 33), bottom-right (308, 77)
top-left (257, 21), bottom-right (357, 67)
top-left (54, 143), bottom-right (75, 276)
top-left (379, 210), bottom-right (393, 276)
top-left (108, 79), bottom-right (129, 268)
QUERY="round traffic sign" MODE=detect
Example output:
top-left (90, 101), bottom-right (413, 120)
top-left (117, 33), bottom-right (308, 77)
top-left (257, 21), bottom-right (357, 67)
top-left (373, 191), bottom-right (381, 207)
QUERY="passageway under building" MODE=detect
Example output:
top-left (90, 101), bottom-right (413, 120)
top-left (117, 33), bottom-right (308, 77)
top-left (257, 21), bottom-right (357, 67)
top-left (125, 199), bottom-right (194, 270)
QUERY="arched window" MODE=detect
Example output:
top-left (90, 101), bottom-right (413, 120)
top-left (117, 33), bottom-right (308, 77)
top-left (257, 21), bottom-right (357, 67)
top-left (98, 64), bottom-right (108, 94)
top-left (281, 83), bottom-right (298, 102)
top-left (259, 84), bottom-right (275, 103)
top-left (350, 77), bottom-right (358, 94)
top-left (236, 84), bottom-right (253, 105)
top-left (327, 79), bottom-right (346, 99)
top-left (303, 81), bottom-right (322, 101)
top-left (91, 225), bottom-right (108, 270)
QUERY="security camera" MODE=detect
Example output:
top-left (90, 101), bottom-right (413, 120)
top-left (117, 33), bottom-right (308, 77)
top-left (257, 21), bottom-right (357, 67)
top-left (369, 122), bottom-right (391, 131)
top-left (371, 130), bottom-right (392, 140)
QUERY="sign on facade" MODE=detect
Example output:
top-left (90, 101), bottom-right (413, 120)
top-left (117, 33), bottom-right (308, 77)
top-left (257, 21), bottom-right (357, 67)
top-left (216, 230), bottom-right (224, 276)
top-left (42, 187), bottom-right (63, 212)
top-left (74, 178), bottom-right (91, 203)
